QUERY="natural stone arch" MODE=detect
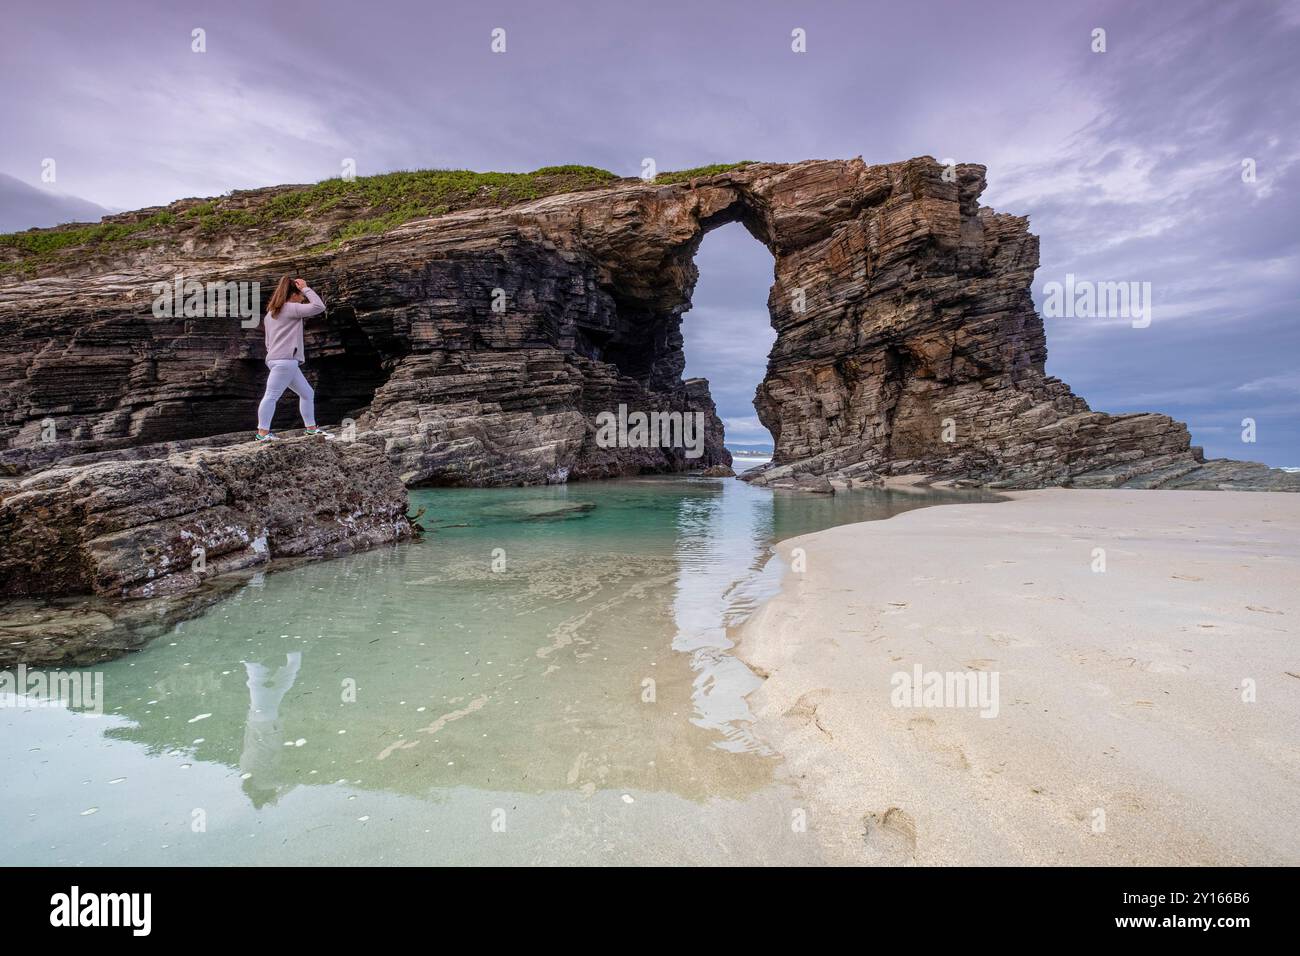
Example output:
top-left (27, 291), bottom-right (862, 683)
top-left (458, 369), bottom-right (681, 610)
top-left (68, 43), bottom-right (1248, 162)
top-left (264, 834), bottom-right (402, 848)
top-left (542, 158), bottom-right (1209, 489)
top-left (0, 157), bottom-right (1290, 489)
top-left (529, 159), bottom-right (1064, 484)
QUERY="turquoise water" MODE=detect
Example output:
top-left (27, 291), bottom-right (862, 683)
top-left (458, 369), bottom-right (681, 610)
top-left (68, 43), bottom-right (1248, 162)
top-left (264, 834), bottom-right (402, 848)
top-left (1, 477), bottom-right (995, 865)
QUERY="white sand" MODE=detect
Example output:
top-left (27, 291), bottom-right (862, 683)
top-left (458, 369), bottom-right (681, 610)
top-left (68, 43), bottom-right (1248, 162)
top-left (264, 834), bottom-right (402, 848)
top-left (737, 489), bottom-right (1300, 865)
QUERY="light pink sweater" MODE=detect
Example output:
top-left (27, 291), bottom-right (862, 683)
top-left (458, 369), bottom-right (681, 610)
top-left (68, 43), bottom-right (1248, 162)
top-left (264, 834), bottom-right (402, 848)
top-left (264, 287), bottom-right (325, 363)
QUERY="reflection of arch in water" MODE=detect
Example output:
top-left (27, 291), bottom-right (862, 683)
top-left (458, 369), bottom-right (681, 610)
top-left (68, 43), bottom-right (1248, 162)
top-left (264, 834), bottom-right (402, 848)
top-left (239, 652), bottom-right (301, 809)
top-left (669, 482), bottom-right (1005, 753)
top-left (668, 481), bottom-right (775, 754)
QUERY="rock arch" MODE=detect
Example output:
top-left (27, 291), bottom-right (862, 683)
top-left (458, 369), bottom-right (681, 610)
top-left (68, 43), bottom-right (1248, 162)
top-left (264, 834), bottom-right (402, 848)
top-left (516, 156), bottom-right (1203, 488)
top-left (0, 157), bottom-right (1292, 489)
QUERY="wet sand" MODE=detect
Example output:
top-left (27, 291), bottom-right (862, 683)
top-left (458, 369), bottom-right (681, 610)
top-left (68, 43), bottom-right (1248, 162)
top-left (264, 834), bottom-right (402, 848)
top-left (737, 488), bottom-right (1300, 865)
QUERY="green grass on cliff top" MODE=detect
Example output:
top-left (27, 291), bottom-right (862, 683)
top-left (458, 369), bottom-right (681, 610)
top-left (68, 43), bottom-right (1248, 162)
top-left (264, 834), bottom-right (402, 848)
top-left (653, 161), bottom-right (756, 184)
top-left (0, 162), bottom-right (759, 269)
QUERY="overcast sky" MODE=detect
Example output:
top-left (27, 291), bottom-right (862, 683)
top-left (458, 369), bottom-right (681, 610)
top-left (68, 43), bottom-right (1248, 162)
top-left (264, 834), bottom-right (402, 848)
top-left (3, 0), bottom-right (1296, 463)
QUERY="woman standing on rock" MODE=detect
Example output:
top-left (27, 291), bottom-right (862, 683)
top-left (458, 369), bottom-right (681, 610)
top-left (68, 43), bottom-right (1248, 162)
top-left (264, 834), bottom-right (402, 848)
top-left (255, 275), bottom-right (330, 440)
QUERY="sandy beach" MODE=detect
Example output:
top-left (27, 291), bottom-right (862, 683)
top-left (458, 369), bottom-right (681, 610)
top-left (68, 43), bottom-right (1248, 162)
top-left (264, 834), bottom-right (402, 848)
top-left (737, 488), bottom-right (1300, 865)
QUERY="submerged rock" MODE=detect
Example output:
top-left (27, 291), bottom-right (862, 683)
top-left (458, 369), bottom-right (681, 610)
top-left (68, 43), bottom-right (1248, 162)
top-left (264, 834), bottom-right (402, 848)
top-left (478, 499), bottom-right (596, 520)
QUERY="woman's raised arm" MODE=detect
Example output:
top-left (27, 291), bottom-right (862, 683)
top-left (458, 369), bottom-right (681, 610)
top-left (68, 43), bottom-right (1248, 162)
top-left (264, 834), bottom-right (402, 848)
top-left (281, 283), bottom-right (326, 320)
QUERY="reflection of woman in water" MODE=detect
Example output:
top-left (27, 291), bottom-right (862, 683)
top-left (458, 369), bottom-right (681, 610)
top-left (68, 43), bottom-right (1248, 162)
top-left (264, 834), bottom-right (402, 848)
top-left (239, 652), bottom-right (301, 808)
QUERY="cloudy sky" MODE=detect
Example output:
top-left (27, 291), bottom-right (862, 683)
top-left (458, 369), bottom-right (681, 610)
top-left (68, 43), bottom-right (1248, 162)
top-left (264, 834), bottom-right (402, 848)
top-left (3, 0), bottom-right (1297, 463)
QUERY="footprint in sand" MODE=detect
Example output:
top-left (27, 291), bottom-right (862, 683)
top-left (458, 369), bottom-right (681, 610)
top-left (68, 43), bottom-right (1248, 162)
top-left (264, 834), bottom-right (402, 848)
top-left (988, 631), bottom-right (1039, 649)
top-left (906, 715), bottom-right (971, 770)
top-left (784, 690), bottom-right (833, 739)
top-left (862, 806), bottom-right (917, 863)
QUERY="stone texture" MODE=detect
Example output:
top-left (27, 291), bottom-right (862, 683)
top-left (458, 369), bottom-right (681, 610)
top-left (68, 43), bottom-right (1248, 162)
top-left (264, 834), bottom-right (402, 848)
top-left (0, 437), bottom-right (413, 600)
top-left (0, 156), bottom-right (1293, 491)
top-left (697, 464), bottom-right (736, 478)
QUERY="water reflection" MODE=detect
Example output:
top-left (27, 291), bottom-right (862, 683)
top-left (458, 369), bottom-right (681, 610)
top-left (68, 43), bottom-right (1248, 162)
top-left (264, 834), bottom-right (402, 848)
top-left (1, 477), bottom-right (998, 864)
top-left (240, 653), bottom-right (302, 808)
top-left (666, 482), bottom-right (1001, 753)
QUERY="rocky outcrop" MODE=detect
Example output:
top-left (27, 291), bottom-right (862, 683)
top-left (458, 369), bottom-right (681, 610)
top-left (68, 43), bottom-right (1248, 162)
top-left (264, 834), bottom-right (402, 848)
top-left (697, 464), bottom-right (736, 478)
top-left (0, 437), bottom-right (413, 601)
top-left (0, 156), bottom-right (1292, 490)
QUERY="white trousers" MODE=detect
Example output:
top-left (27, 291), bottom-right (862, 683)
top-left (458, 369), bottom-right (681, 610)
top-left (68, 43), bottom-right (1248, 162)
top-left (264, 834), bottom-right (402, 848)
top-left (257, 359), bottom-right (315, 430)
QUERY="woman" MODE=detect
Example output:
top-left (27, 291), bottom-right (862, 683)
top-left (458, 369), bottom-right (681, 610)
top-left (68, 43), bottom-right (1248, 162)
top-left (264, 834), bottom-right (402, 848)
top-left (255, 275), bottom-right (329, 440)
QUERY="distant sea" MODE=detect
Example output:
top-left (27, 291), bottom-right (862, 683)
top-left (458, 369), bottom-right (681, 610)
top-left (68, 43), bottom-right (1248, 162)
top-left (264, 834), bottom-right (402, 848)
top-left (728, 448), bottom-right (772, 472)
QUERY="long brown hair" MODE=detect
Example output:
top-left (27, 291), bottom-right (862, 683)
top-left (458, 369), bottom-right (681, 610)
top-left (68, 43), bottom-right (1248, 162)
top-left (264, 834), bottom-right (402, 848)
top-left (266, 275), bottom-right (297, 319)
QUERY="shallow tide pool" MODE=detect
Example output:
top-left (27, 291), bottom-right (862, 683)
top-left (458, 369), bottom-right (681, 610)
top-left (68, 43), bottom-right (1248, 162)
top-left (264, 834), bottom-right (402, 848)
top-left (2, 477), bottom-right (996, 865)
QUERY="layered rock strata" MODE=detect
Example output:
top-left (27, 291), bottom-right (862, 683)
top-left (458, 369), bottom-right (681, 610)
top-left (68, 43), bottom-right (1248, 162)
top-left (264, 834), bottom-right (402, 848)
top-left (0, 438), bottom-right (413, 601)
top-left (0, 156), bottom-right (1292, 493)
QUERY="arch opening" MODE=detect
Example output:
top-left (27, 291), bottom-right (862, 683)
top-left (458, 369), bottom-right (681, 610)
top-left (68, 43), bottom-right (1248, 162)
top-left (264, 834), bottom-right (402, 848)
top-left (681, 220), bottom-right (777, 469)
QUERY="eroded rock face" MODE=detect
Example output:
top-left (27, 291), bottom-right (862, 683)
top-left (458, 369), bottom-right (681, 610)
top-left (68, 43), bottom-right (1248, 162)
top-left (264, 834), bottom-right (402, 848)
top-left (0, 157), bottom-right (1292, 490)
top-left (0, 438), bottom-right (413, 601)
